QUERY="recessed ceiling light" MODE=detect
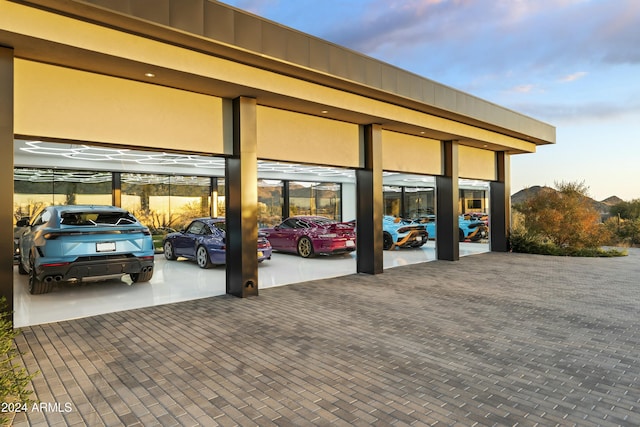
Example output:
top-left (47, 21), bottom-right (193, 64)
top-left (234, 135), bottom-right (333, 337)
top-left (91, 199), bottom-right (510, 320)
top-left (321, 110), bottom-right (329, 114)
top-left (145, 72), bottom-right (155, 78)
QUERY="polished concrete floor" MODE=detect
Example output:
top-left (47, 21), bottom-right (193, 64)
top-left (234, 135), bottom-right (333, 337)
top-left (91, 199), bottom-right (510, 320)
top-left (13, 241), bottom-right (489, 327)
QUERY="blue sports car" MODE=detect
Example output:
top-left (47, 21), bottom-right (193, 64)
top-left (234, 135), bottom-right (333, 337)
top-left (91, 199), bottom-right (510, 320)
top-left (415, 215), bottom-right (489, 242)
top-left (163, 217), bottom-right (272, 268)
top-left (18, 205), bottom-right (155, 294)
top-left (382, 216), bottom-right (428, 250)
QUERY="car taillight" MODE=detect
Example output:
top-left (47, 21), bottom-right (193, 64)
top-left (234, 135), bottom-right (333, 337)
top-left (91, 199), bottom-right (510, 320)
top-left (41, 262), bottom-right (70, 268)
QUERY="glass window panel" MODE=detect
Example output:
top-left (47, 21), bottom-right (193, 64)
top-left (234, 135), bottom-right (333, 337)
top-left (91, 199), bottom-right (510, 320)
top-left (314, 182), bottom-right (341, 221)
top-left (14, 168), bottom-right (55, 223)
top-left (121, 173), bottom-right (211, 231)
top-left (289, 181), bottom-right (313, 216)
top-left (52, 169), bottom-right (112, 206)
top-left (216, 178), bottom-right (225, 218)
top-left (258, 179), bottom-right (283, 227)
top-left (383, 186), bottom-right (402, 217)
top-left (404, 187), bottom-right (435, 220)
top-left (460, 189), bottom-right (488, 215)
top-left (169, 175), bottom-right (211, 230)
top-left (289, 181), bottom-right (342, 220)
top-left (13, 168), bottom-right (111, 225)
top-left (121, 173), bottom-right (171, 229)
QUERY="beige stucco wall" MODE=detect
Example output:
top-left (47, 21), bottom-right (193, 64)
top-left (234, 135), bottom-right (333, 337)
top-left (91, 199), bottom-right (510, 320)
top-left (458, 145), bottom-right (496, 181)
top-left (256, 106), bottom-right (360, 168)
top-left (14, 60), bottom-right (226, 154)
top-left (381, 130), bottom-right (442, 175)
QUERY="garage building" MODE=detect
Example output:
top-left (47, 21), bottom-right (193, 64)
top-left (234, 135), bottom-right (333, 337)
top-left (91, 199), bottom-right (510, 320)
top-left (0, 0), bottom-right (555, 320)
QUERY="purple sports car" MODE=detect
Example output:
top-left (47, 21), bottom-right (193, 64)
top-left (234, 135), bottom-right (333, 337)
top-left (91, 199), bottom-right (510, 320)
top-left (260, 216), bottom-right (356, 258)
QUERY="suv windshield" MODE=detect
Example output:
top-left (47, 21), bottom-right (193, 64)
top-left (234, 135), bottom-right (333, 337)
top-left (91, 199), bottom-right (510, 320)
top-left (60, 211), bottom-right (137, 226)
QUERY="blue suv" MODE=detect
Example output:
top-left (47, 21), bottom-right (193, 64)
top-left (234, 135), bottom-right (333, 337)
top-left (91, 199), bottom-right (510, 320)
top-left (18, 205), bottom-right (155, 294)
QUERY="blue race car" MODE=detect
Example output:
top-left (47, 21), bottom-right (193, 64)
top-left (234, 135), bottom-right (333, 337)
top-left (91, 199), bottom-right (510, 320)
top-left (382, 216), bottom-right (428, 250)
top-left (163, 217), bottom-right (272, 268)
top-left (18, 205), bottom-right (155, 294)
top-left (415, 214), bottom-right (489, 242)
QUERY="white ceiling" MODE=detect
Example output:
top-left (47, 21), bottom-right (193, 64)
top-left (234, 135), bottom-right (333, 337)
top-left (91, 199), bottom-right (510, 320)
top-left (14, 140), bottom-right (489, 189)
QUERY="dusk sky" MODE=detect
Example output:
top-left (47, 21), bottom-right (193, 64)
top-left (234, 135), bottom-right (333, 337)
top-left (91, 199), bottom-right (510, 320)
top-left (220, 0), bottom-right (639, 201)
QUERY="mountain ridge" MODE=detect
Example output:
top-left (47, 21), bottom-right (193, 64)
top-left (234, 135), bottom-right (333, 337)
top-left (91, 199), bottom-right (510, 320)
top-left (511, 185), bottom-right (621, 219)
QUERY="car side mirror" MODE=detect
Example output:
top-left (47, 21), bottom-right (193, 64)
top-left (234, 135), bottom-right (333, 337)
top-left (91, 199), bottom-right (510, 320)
top-left (16, 218), bottom-right (30, 227)
top-left (273, 225), bottom-right (280, 231)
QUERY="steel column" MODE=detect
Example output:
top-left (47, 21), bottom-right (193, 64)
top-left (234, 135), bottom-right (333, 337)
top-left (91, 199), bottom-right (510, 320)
top-left (490, 151), bottom-right (511, 252)
top-left (356, 124), bottom-right (383, 274)
top-left (0, 47), bottom-right (13, 313)
top-left (225, 96), bottom-right (259, 297)
top-left (282, 180), bottom-right (290, 219)
top-left (436, 141), bottom-right (459, 261)
top-left (112, 172), bottom-right (121, 207)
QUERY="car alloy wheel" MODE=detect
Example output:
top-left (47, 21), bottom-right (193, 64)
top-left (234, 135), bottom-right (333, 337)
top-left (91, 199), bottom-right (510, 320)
top-left (163, 241), bottom-right (176, 260)
top-left (196, 246), bottom-right (212, 268)
top-left (18, 258), bottom-right (28, 275)
top-left (383, 232), bottom-right (394, 250)
top-left (297, 237), bottom-right (314, 258)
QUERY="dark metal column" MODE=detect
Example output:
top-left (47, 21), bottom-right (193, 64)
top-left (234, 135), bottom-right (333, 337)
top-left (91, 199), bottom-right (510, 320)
top-left (435, 141), bottom-right (459, 261)
top-left (0, 47), bottom-right (13, 313)
top-left (490, 151), bottom-right (511, 252)
top-left (225, 96), bottom-right (258, 297)
top-left (112, 172), bottom-right (121, 207)
top-left (356, 124), bottom-right (383, 274)
top-left (282, 180), bottom-right (290, 219)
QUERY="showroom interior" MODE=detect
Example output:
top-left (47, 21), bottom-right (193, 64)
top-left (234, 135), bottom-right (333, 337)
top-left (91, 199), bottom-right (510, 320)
top-left (0, 0), bottom-right (555, 327)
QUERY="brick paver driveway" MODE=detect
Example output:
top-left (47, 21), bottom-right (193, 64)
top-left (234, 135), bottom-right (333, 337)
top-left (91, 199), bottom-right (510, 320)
top-left (11, 249), bottom-right (640, 426)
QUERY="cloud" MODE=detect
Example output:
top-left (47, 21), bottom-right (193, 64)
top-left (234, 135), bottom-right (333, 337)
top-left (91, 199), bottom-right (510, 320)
top-left (317, 0), bottom-right (640, 84)
top-left (512, 99), bottom-right (640, 124)
top-left (509, 84), bottom-right (536, 94)
top-left (558, 72), bottom-right (587, 83)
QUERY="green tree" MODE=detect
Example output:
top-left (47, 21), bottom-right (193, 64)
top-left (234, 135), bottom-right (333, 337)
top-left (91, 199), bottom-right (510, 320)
top-left (605, 216), bottom-right (640, 246)
top-left (514, 181), bottom-right (609, 250)
top-left (610, 199), bottom-right (640, 220)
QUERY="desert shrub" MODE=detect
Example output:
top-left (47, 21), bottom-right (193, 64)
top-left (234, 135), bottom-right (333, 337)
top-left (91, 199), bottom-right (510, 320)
top-left (604, 216), bottom-right (640, 246)
top-left (510, 228), bottom-right (625, 256)
top-left (0, 298), bottom-right (37, 425)
top-left (511, 181), bottom-right (623, 257)
top-left (610, 199), bottom-right (640, 220)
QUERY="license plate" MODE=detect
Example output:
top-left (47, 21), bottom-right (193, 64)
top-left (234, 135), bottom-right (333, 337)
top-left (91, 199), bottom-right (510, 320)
top-left (258, 251), bottom-right (263, 258)
top-left (345, 240), bottom-right (355, 247)
top-left (96, 242), bottom-right (116, 252)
